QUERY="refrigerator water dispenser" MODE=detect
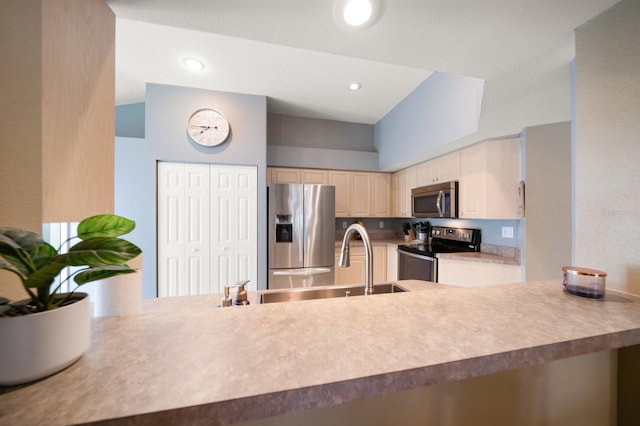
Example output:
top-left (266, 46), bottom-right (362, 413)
top-left (275, 214), bottom-right (293, 243)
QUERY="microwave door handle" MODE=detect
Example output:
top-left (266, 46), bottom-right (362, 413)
top-left (436, 190), bottom-right (444, 217)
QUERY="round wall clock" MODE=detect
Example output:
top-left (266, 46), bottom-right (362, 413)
top-left (187, 108), bottom-right (230, 146)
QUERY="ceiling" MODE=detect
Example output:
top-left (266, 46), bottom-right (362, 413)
top-left (107, 0), bottom-right (620, 125)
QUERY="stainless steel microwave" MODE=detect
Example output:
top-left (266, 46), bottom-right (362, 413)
top-left (411, 181), bottom-right (458, 218)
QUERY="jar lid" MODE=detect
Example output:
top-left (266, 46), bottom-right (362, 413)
top-left (562, 266), bottom-right (607, 277)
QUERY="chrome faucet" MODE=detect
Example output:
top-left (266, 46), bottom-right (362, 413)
top-left (338, 223), bottom-right (374, 295)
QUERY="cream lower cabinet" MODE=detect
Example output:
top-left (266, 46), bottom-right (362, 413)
top-left (386, 244), bottom-right (398, 281)
top-left (437, 258), bottom-right (522, 287)
top-left (335, 245), bottom-right (387, 285)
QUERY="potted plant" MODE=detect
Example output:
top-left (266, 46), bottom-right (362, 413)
top-left (0, 214), bottom-right (142, 385)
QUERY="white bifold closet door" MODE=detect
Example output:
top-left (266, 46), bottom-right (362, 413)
top-left (157, 162), bottom-right (257, 297)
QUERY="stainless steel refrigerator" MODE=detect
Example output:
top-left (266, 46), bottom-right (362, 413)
top-left (268, 183), bottom-right (335, 289)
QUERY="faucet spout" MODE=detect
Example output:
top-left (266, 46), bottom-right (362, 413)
top-left (338, 223), bottom-right (374, 295)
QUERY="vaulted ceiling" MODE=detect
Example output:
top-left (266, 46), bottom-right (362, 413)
top-left (108, 0), bottom-right (620, 125)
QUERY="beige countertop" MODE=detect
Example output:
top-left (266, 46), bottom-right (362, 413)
top-left (335, 238), bottom-right (405, 248)
top-left (2, 280), bottom-right (640, 425)
top-left (436, 251), bottom-right (521, 265)
top-left (336, 238), bottom-right (519, 265)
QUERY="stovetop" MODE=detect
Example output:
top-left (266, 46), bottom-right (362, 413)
top-left (398, 226), bottom-right (481, 257)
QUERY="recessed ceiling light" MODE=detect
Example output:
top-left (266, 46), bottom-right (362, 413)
top-left (182, 57), bottom-right (205, 71)
top-left (333, 0), bottom-right (381, 30)
top-left (344, 0), bottom-right (372, 26)
top-left (348, 82), bottom-right (362, 91)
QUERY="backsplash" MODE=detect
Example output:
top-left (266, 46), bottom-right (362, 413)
top-left (334, 217), bottom-right (522, 248)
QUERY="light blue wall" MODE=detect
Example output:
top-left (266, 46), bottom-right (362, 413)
top-left (374, 72), bottom-right (484, 171)
top-left (114, 137), bottom-right (153, 294)
top-left (115, 102), bottom-right (145, 138)
top-left (115, 83), bottom-right (267, 297)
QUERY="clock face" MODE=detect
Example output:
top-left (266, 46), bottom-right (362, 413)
top-left (187, 108), bottom-right (230, 146)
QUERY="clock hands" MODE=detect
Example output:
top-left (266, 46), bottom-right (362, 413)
top-left (190, 125), bottom-right (221, 134)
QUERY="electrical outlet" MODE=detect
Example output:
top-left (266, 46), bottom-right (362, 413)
top-left (379, 221), bottom-right (384, 228)
top-left (342, 221), bottom-right (347, 229)
top-left (502, 226), bottom-right (514, 238)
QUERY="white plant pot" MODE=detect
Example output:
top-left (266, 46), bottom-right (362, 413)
top-left (0, 293), bottom-right (91, 386)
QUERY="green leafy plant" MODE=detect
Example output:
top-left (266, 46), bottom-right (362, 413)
top-left (0, 214), bottom-right (142, 316)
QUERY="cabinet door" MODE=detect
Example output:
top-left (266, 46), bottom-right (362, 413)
top-left (402, 167), bottom-right (416, 217)
top-left (371, 173), bottom-right (391, 217)
top-left (335, 246), bottom-right (384, 284)
top-left (391, 172), bottom-right (401, 217)
top-left (335, 248), bottom-right (365, 285)
top-left (435, 152), bottom-right (460, 183)
top-left (415, 162), bottom-right (434, 186)
top-left (373, 245), bottom-right (386, 283)
top-left (350, 172), bottom-right (371, 217)
top-left (300, 169), bottom-right (329, 184)
top-left (270, 167), bottom-right (300, 184)
top-left (459, 144), bottom-right (484, 218)
top-left (459, 138), bottom-right (520, 219)
top-left (438, 258), bottom-right (521, 286)
top-left (386, 245), bottom-right (398, 281)
top-left (329, 170), bottom-right (351, 217)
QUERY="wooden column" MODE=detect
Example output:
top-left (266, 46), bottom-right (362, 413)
top-left (0, 0), bottom-right (115, 299)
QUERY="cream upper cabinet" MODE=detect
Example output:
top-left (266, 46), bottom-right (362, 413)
top-left (416, 152), bottom-right (460, 186)
top-left (350, 172), bottom-right (371, 217)
top-left (268, 167), bottom-right (392, 218)
top-left (331, 170), bottom-right (391, 218)
top-left (370, 173), bottom-right (391, 217)
top-left (459, 138), bottom-right (521, 219)
top-left (269, 167), bottom-right (300, 184)
top-left (329, 170), bottom-right (351, 217)
top-left (434, 152), bottom-right (461, 183)
top-left (392, 167), bottom-right (415, 218)
top-left (268, 167), bottom-right (328, 184)
top-left (391, 172), bottom-right (400, 217)
top-left (300, 169), bottom-right (329, 184)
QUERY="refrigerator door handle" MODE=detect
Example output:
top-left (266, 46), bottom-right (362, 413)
top-left (272, 268), bottom-right (332, 276)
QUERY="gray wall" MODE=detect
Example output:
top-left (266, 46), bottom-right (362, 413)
top-left (267, 113), bottom-right (379, 171)
top-left (574, 0), bottom-right (640, 294)
top-left (522, 122), bottom-right (572, 281)
top-left (268, 113), bottom-right (374, 151)
top-left (116, 83), bottom-right (267, 297)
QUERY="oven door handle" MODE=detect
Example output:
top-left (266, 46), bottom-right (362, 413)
top-left (397, 249), bottom-right (436, 261)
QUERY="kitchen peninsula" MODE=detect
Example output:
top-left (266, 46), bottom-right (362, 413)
top-left (2, 280), bottom-right (640, 425)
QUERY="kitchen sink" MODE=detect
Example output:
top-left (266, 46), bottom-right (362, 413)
top-left (259, 283), bottom-right (407, 304)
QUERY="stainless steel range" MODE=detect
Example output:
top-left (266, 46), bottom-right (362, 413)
top-left (397, 226), bottom-right (481, 282)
